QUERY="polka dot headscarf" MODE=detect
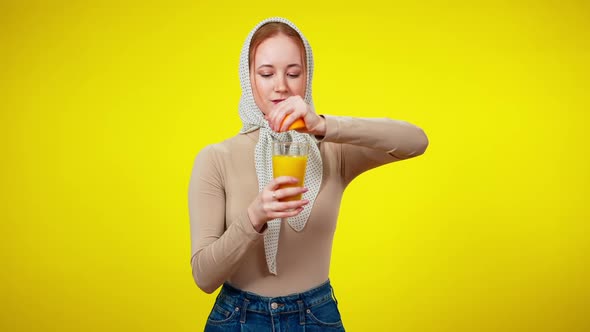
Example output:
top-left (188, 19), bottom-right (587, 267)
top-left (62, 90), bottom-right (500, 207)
top-left (238, 17), bottom-right (323, 275)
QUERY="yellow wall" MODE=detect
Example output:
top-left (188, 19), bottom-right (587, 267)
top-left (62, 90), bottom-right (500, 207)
top-left (2, 1), bottom-right (588, 331)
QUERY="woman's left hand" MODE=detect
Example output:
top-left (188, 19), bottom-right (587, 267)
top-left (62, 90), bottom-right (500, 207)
top-left (265, 96), bottom-right (326, 136)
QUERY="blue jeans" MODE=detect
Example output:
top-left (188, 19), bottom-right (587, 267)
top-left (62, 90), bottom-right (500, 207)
top-left (204, 280), bottom-right (345, 331)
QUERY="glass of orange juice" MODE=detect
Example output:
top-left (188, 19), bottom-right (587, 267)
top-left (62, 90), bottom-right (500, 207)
top-left (272, 142), bottom-right (309, 201)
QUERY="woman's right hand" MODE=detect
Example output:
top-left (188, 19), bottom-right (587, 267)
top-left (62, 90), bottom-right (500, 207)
top-left (247, 176), bottom-right (309, 232)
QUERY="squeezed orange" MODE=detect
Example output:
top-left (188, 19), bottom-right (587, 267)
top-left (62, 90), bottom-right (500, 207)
top-left (281, 116), bottom-right (306, 131)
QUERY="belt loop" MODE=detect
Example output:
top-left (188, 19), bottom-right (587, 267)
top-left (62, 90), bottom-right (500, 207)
top-left (331, 286), bottom-right (338, 305)
top-left (297, 300), bottom-right (305, 325)
top-left (240, 298), bottom-right (249, 323)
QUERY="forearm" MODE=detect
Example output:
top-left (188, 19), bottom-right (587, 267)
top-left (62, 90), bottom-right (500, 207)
top-left (321, 115), bottom-right (429, 159)
top-left (191, 211), bottom-right (262, 294)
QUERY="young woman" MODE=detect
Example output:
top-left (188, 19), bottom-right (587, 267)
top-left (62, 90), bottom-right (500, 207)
top-left (189, 17), bottom-right (428, 331)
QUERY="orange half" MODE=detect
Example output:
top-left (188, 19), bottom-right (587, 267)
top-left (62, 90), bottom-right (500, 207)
top-left (281, 117), bottom-right (306, 131)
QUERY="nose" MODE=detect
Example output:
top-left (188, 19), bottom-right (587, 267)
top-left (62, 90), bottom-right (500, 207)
top-left (273, 75), bottom-right (288, 93)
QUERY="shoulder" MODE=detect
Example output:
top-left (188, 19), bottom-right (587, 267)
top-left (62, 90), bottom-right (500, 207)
top-left (194, 134), bottom-right (248, 164)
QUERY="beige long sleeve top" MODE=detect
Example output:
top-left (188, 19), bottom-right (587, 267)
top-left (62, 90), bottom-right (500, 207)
top-left (188, 115), bottom-right (428, 296)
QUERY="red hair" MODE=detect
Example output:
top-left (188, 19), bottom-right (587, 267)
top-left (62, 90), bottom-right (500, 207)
top-left (249, 22), bottom-right (306, 72)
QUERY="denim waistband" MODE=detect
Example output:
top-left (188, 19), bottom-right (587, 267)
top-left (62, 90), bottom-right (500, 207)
top-left (217, 280), bottom-right (335, 315)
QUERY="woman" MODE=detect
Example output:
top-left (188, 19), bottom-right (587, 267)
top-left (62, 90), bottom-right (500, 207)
top-left (189, 17), bottom-right (428, 331)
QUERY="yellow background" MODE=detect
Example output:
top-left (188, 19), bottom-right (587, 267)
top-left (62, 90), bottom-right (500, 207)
top-left (2, 0), bottom-right (589, 331)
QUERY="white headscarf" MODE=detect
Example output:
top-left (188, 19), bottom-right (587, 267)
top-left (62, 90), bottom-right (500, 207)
top-left (238, 17), bottom-right (323, 275)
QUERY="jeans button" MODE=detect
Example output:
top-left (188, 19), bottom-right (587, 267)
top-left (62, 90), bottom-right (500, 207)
top-left (271, 302), bottom-right (278, 310)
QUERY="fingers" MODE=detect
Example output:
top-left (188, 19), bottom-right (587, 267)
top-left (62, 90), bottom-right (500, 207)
top-left (267, 102), bottom-right (293, 132)
top-left (265, 178), bottom-right (307, 203)
top-left (271, 186), bottom-right (308, 201)
top-left (270, 206), bottom-right (306, 219)
top-left (272, 102), bottom-right (295, 132)
top-left (268, 199), bottom-right (309, 212)
top-left (279, 113), bottom-right (296, 133)
top-left (250, 177), bottom-right (309, 226)
top-left (261, 177), bottom-right (308, 219)
top-left (268, 176), bottom-right (300, 190)
top-left (266, 96), bottom-right (305, 132)
top-left (265, 200), bottom-right (309, 220)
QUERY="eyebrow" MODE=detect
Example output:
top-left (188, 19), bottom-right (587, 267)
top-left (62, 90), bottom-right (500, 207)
top-left (257, 64), bottom-right (302, 70)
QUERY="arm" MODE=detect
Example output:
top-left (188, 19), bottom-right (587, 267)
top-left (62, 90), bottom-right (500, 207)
top-left (265, 96), bottom-right (428, 184)
top-left (188, 145), bottom-right (264, 294)
top-left (320, 115), bottom-right (429, 184)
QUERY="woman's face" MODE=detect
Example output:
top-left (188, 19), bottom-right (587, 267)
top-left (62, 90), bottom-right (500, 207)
top-left (250, 33), bottom-right (306, 115)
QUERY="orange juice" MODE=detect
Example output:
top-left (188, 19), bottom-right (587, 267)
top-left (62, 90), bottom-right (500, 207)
top-left (272, 155), bottom-right (307, 201)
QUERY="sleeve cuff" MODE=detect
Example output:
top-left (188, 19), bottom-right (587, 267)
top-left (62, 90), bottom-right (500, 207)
top-left (237, 210), bottom-right (267, 239)
top-left (320, 115), bottom-right (348, 143)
